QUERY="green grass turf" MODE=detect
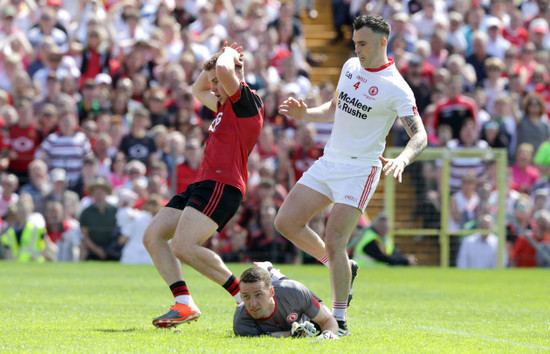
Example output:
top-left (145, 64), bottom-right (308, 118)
top-left (0, 261), bottom-right (549, 353)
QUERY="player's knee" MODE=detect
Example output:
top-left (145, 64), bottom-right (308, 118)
top-left (171, 241), bottom-right (193, 263)
top-left (324, 235), bottom-right (347, 255)
top-left (142, 227), bottom-right (154, 250)
top-left (274, 213), bottom-right (291, 236)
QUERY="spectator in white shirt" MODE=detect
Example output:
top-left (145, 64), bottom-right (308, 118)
top-left (457, 214), bottom-right (506, 268)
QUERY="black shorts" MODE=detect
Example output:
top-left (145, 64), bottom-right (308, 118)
top-left (165, 180), bottom-right (242, 231)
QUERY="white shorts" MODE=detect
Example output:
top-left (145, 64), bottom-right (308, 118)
top-left (297, 157), bottom-right (381, 211)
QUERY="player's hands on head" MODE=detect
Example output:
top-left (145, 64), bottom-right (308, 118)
top-left (278, 97), bottom-right (307, 121)
top-left (222, 41), bottom-right (244, 66)
top-left (379, 156), bottom-right (407, 183)
top-left (291, 321), bottom-right (317, 338)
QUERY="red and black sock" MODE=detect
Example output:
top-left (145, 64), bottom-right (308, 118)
top-left (222, 275), bottom-right (242, 303)
top-left (170, 281), bottom-right (189, 298)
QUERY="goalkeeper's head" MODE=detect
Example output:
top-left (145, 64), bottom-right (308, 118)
top-left (239, 267), bottom-right (275, 319)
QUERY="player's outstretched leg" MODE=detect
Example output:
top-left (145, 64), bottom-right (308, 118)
top-left (348, 259), bottom-right (359, 306)
top-left (152, 303), bottom-right (201, 328)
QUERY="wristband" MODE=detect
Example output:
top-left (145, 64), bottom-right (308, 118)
top-left (401, 156), bottom-right (410, 166)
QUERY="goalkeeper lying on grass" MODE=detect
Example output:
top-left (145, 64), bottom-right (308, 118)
top-left (233, 263), bottom-right (339, 339)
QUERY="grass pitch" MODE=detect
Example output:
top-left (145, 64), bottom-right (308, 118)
top-left (0, 261), bottom-right (548, 353)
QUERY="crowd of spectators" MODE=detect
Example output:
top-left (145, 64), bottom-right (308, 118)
top-left (0, 0), bottom-right (549, 267)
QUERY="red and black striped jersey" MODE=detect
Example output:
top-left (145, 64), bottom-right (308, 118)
top-left (196, 82), bottom-right (264, 196)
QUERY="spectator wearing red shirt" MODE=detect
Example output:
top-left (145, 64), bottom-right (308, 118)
top-left (503, 8), bottom-right (529, 49)
top-left (433, 75), bottom-right (478, 140)
top-left (278, 122), bottom-right (323, 188)
top-left (511, 209), bottom-right (550, 267)
top-left (4, 98), bottom-right (43, 185)
top-left (175, 138), bottom-right (202, 194)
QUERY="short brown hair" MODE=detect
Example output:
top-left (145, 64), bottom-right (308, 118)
top-left (240, 267), bottom-right (271, 288)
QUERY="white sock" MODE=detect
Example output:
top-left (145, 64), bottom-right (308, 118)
top-left (269, 267), bottom-right (285, 281)
top-left (234, 291), bottom-right (242, 305)
top-left (332, 301), bottom-right (347, 321)
top-left (175, 295), bottom-right (195, 306)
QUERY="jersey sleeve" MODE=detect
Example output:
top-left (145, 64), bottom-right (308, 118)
top-left (388, 77), bottom-right (418, 118)
top-left (230, 82), bottom-right (263, 119)
top-left (279, 279), bottom-right (322, 320)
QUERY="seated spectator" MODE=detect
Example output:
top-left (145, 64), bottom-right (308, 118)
top-left (106, 151), bottom-right (129, 192)
top-left (122, 159), bottom-right (148, 191)
top-left (0, 200), bottom-right (49, 262)
top-left (145, 88), bottom-right (171, 128)
top-left (33, 70), bottom-right (72, 116)
top-left (77, 79), bottom-right (102, 124)
top-left (68, 155), bottom-right (99, 200)
top-left (27, 6), bottom-right (68, 52)
top-left (442, 118), bottom-right (489, 194)
top-left (4, 98), bottom-right (43, 186)
top-left (449, 172), bottom-right (480, 233)
top-left (432, 75), bottom-right (478, 140)
top-left (457, 214), bottom-right (505, 268)
top-left (279, 122), bottom-right (323, 187)
top-left (36, 103), bottom-right (59, 138)
top-left (511, 209), bottom-right (550, 267)
top-left (466, 31), bottom-right (491, 87)
top-left (351, 212), bottom-right (415, 267)
top-left (481, 57), bottom-right (508, 116)
top-left (36, 168), bottom-right (80, 216)
top-left (0, 173), bottom-right (19, 218)
top-left (44, 200), bottom-right (81, 262)
top-left (517, 91), bottom-right (550, 153)
top-left (93, 133), bottom-right (113, 179)
top-left (79, 177), bottom-right (118, 261)
top-left (119, 107), bottom-right (157, 168)
top-left (506, 194), bottom-right (533, 247)
top-left (35, 108), bottom-right (92, 183)
top-left (19, 159), bottom-right (51, 207)
top-left (175, 137), bottom-right (202, 194)
top-left (117, 194), bottom-right (162, 265)
top-left (510, 143), bottom-right (540, 194)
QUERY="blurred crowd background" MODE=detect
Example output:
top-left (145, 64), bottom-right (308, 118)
top-left (0, 0), bottom-right (549, 268)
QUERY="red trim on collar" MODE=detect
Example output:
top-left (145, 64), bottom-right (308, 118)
top-left (364, 58), bottom-right (394, 72)
top-left (229, 82), bottom-right (243, 103)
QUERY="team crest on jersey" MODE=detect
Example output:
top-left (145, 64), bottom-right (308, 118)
top-left (345, 71), bottom-right (352, 80)
top-left (287, 313), bottom-right (298, 322)
top-left (368, 86), bottom-right (379, 96)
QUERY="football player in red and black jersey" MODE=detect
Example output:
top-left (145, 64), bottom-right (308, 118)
top-left (143, 42), bottom-right (264, 328)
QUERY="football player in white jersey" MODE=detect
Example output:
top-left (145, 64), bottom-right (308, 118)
top-left (275, 15), bottom-right (428, 335)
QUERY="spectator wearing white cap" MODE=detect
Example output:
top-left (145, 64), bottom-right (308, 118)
top-left (529, 18), bottom-right (550, 51)
top-left (484, 16), bottom-right (511, 60)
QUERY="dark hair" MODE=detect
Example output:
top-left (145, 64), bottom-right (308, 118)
top-left (240, 267), bottom-right (271, 288)
top-left (353, 15), bottom-right (390, 39)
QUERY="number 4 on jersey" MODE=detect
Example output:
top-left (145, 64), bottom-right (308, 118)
top-left (353, 82), bottom-right (360, 90)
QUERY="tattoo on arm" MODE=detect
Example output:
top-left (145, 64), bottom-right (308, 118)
top-left (400, 115), bottom-right (427, 160)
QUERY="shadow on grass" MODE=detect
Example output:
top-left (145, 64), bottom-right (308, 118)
top-left (95, 328), bottom-right (138, 333)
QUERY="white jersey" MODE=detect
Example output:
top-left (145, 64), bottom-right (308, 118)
top-left (324, 58), bottom-right (418, 166)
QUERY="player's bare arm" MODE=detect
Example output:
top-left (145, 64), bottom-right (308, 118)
top-left (278, 97), bottom-right (335, 123)
top-left (216, 43), bottom-right (243, 97)
top-left (192, 69), bottom-right (218, 112)
top-left (379, 114), bottom-right (427, 183)
top-left (311, 303), bottom-right (339, 336)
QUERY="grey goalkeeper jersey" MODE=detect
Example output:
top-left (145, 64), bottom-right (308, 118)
top-left (233, 279), bottom-right (323, 336)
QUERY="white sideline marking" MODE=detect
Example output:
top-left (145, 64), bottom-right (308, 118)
top-left (417, 326), bottom-right (550, 351)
